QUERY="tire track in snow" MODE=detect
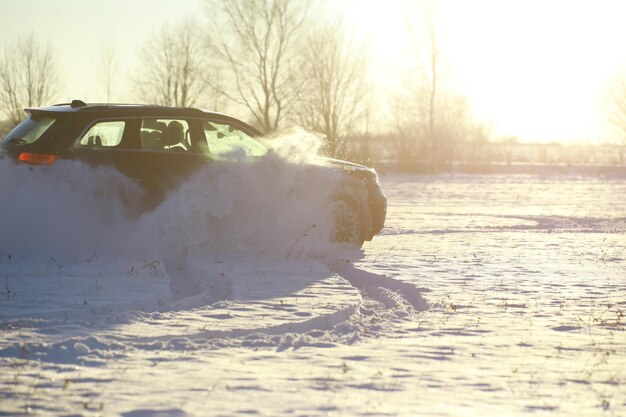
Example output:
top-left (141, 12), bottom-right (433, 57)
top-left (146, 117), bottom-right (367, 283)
top-left (318, 251), bottom-right (429, 312)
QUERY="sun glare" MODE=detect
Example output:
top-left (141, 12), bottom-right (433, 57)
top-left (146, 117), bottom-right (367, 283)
top-left (343, 0), bottom-right (626, 143)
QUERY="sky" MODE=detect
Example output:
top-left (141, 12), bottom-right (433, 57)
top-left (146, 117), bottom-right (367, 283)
top-left (1, 0), bottom-right (626, 144)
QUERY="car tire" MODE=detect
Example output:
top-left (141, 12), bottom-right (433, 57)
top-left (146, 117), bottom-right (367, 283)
top-left (330, 199), bottom-right (364, 246)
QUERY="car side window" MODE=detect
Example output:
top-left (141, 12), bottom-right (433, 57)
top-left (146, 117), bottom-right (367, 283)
top-left (78, 121), bottom-right (126, 148)
top-left (141, 118), bottom-right (190, 152)
top-left (201, 121), bottom-right (267, 159)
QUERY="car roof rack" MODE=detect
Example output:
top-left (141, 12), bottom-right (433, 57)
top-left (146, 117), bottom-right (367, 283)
top-left (43, 101), bottom-right (226, 118)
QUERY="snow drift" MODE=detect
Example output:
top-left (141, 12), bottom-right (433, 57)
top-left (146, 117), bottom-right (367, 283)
top-left (0, 130), bottom-right (349, 255)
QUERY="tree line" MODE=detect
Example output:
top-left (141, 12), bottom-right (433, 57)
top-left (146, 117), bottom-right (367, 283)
top-left (1, 0), bottom-right (625, 169)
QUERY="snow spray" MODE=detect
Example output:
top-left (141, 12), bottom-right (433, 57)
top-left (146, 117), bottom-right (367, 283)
top-left (0, 130), bottom-right (355, 256)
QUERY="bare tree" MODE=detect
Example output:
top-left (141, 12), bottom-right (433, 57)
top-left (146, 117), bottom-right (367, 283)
top-left (422, 4), bottom-right (439, 168)
top-left (0, 34), bottom-right (58, 126)
top-left (606, 70), bottom-right (626, 164)
top-left (608, 74), bottom-right (626, 139)
top-left (406, 1), bottom-right (442, 169)
top-left (608, 75), bottom-right (626, 136)
top-left (97, 40), bottom-right (119, 102)
top-left (289, 21), bottom-right (371, 157)
top-left (394, 1), bottom-right (481, 171)
top-left (206, 0), bottom-right (311, 133)
top-left (462, 121), bottom-right (492, 166)
top-left (136, 20), bottom-right (211, 107)
top-left (0, 118), bottom-right (13, 137)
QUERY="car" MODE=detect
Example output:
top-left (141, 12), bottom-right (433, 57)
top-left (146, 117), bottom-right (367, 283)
top-left (1, 100), bottom-right (387, 246)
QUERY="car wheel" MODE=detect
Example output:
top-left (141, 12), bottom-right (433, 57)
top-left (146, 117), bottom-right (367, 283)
top-left (330, 200), bottom-right (363, 246)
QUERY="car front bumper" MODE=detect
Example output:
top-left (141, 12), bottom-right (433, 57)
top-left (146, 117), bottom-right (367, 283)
top-left (365, 175), bottom-right (387, 240)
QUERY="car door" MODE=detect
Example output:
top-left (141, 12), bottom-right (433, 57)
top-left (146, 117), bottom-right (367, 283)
top-left (112, 117), bottom-right (209, 210)
top-left (70, 118), bottom-right (136, 173)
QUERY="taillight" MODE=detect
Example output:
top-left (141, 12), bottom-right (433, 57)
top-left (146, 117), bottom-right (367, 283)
top-left (18, 152), bottom-right (57, 165)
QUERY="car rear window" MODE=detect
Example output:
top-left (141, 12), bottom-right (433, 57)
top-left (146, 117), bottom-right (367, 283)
top-left (2, 115), bottom-right (56, 145)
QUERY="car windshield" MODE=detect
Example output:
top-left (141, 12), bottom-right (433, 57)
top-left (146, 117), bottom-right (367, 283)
top-left (2, 115), bottom-right (56, 145)
top-left (202, 121), bottom-right (268, 160)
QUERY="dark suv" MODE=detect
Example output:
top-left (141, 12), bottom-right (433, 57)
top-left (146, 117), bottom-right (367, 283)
top-left (1, 100), bottom-right (386, 245)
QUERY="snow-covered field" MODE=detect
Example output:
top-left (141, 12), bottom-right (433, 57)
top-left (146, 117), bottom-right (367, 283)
top-left (1, 162), bottom-right (625, 416)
